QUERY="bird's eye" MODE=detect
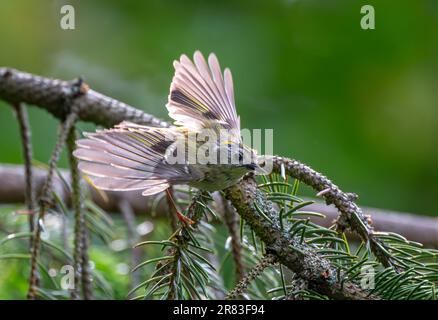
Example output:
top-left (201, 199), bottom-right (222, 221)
top-left (227, 144), bottom-right (233, 156)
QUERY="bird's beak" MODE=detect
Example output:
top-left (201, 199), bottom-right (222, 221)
top-left (244, 163), bottom-right (257, 170)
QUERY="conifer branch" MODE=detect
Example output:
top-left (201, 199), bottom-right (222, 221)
top-left (270, 156), bottom-right (393, 268)
top-left (27, 75), bottom-right (85, 299)
top-left (67, 128), bottom-right (83, 299)
top-left (27, 112), bottom-right (78, 299)
top-left (166, 187), bottom-right (180, 232)
top-left (118, 199), bottom-right (142, 290)
top-left (226, 254), bottom-right (277, 299)
top-left (141, 191), bottom-right (212, 300)
top-left (225, 177), bottom-right (380, 300)
top-left (80, 227), bottom-right (93, 300)
top-left (221, 198), bottom-right (245, 283)
top-left (67, 127), bottom-right (93, 300)
top-left (12, 102), bottom-right (36, 241)
top-left (285, 277), bottom-right (308, 300)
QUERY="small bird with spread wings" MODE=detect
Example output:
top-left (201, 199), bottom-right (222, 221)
top-left (73, 51), bottom-right (260, 223)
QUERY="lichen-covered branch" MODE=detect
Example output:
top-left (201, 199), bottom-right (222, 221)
top-left (226, 254), bottom-right (277, 299)
top-left (270, 156), bottom-right (393, 268)
top-left (225, 177), bottom-right (379, 300)
top-left (285, 277), bottom-right (308, 300)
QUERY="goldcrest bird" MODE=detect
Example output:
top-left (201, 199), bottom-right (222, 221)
top-left (73, 51), bottom-right (260, 222)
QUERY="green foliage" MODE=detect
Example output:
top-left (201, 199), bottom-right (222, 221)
top-left (129, 192), bottom-right (223, 300)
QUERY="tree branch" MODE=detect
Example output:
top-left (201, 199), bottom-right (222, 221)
top-left (225, 177), bottom-right (379, 300)
top-left (27, 112), bottom-right (78, 299)
top-left (226, 254), bottom-right (277, 299)
top-left (0, 67), bottom-right (170, 128)
top-left (270, 156), bottom-right (393, 267)
top-left (220, 196), bottom-right (245, 283)
top-left (1, 163), bottom-right (437, 247)
top-left (67, 128), bottom-right (84, 300)
top-left (12, 103), bottom-right (36, 239)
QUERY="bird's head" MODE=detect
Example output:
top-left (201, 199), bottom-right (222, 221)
top-left (217, 140), bottom-right (261, 174)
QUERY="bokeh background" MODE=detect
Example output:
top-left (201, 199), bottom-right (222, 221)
top-left (1, 0), bottom-right (438, 300)
top-left (1, 0), bottom-right (437, 217)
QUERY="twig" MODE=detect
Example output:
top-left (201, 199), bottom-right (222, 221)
top-left (186, 191), bottom-right (209, 224)
top-left (80, 226), bottom-right (93, 300)
top-left (285, 277), bottom-right (308, 300)
top-left (12, 102), bottom-right (36, 242)
top-left (160, 192), bottom-right (208, 300)
top-left (67, 127), bottom-right (85, 299)
top-left (118, 199), bottom-right (141, 290)
top-left (165, 187), bottom-right (179, 232)
top-left (166, 249), bottom-right (180, 300)
top-left (226, 254), bottom-right (277, 300)
top-left (27, 76), bottom-right (88, 299)
top-left (270, 156), bottom-right (393, 268)
top-left (221, 197), bottom-right (245, 283)
top-left (27, 112), bottom-right (78, 299)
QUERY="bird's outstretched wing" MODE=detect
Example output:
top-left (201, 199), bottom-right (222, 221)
top-left (167, 51), bottom-right (241, 139)
top-left (73, 122), bottom-right (197, 196)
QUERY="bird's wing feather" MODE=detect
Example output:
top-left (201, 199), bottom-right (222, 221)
top-left (167, 51), bottom-right (241, 139)
top-left (73, 122), bottom-right (197, 195)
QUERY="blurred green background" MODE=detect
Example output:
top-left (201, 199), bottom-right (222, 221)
top-left (0, 0), bottom-right (437, 216)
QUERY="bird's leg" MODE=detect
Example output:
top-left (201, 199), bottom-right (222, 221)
top-left (165, 188), bottom-right (194, 225)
